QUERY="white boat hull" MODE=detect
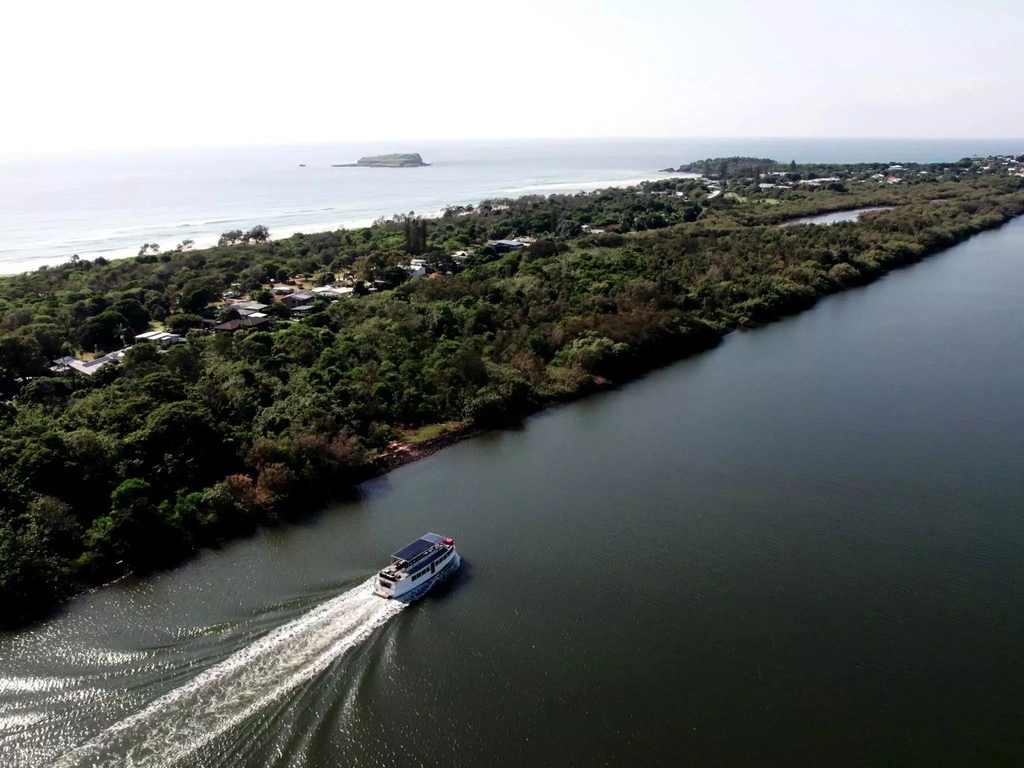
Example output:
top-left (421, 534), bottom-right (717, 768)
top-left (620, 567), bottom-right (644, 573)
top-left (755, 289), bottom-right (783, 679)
top-left (374, 546), bottom-right (459, 601)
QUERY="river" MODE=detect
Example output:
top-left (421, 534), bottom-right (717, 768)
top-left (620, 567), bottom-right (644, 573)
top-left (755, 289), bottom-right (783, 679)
top-left (780, 206), bottom-right (894, 226)
top-left (2, 219), bottom-right (1024, 767)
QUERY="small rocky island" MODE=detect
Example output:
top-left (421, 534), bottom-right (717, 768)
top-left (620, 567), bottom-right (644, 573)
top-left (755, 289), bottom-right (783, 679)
top-left (332, 153), bottom-right (430, 168)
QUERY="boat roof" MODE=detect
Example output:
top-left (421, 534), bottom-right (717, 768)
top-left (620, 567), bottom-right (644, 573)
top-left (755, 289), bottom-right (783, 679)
top-left (392, 533), bottom-right (445, 561)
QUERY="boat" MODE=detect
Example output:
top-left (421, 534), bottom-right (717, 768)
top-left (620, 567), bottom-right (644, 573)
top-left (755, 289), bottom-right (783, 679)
top-left (373, 533), bottom-right (460, 600)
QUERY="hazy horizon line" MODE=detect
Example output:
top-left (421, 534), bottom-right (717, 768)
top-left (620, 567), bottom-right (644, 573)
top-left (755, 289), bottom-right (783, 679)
top-left (2, 136), bottom-right (1023, 161)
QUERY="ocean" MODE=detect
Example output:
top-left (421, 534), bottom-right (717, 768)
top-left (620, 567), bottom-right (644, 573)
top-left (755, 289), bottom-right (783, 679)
top-left (1, 138), bottom-right (1021, 274)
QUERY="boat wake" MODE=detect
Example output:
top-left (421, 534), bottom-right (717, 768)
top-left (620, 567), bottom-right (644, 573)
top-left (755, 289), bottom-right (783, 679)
top-left (51, 578), bottom-right (405, 768)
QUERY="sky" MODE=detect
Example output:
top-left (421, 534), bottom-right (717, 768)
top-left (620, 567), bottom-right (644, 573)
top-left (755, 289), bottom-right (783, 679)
top-left (2, 0), bottom-right (1021, 154)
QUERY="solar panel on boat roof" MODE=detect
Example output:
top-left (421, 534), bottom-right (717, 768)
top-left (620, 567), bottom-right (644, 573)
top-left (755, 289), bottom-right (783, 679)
top-left (392, 537), bottom-right (436, 561)
top-left (408, 546), bottom-right (446, 573)
top-left (422, 533), bottom-right (445, 544)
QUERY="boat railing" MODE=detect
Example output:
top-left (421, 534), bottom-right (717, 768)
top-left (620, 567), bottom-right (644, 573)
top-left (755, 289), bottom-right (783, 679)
top-left (402, 543), bottom-right (446, 569)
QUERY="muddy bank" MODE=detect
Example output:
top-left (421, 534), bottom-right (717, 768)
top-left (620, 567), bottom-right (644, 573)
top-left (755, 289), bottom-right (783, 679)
top-left (371, 423), bottom-right (484, 474)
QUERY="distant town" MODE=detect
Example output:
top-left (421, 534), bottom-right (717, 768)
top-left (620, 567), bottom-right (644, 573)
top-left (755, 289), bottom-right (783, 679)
top-left (45, 155), bottom-right (1023, 379)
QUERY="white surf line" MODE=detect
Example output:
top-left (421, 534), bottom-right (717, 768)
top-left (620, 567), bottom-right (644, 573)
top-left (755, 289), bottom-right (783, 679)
top-left (52, 579), bottom-right (405, 768)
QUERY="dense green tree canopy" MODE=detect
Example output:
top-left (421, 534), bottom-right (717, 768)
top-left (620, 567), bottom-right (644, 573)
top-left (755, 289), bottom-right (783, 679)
top-left (0, 157), bottom-right (1022, 626)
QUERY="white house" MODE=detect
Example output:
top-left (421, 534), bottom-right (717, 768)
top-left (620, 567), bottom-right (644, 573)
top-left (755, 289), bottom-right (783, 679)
top-left (51, 349), bottom-right (130, 376)
top-left (400, 259), bottom-right (429, 278)
top-left (311, 285), bottom-right (354, 300)
top-left (134, 330), bottom-right (182, 347)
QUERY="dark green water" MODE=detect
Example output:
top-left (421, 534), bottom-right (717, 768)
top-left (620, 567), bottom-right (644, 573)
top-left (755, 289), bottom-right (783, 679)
top-left (3, 220), bottom-right (1024, 767)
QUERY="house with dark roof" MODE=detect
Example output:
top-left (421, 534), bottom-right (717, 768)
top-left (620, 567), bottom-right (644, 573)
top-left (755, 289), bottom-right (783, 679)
top-left (491, 239), bottom-right (527, 254)
top-left (212, 315), bottom-right (273, 332)
top-left (226, 301), bottom-right (269, 317)
top-left (281, 291), bottom-right (316, 309)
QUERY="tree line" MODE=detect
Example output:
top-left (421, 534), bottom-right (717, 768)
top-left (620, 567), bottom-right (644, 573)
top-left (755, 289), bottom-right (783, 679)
top-left (0, 162), bottom-right (1022, 626)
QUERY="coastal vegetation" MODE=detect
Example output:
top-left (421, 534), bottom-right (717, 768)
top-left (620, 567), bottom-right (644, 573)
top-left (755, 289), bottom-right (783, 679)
top-left (1, 157), bottom-right (1023, 626)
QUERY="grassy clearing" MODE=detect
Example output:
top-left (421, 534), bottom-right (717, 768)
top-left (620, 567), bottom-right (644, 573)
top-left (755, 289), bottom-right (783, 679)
top-left (396, 422), bottom-right (464, 443)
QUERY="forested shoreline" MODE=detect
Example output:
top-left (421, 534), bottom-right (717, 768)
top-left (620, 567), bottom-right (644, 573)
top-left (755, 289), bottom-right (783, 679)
top-left (2, 156), bottom-right (1023, 627)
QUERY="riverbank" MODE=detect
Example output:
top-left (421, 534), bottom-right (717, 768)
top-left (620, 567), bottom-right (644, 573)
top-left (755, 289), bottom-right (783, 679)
top-left (359, 204), bottom-right (1024, 471)
top-left (372, 423), bottom-right (483, 474)
top-left (66, 205), bottom-right (1024, 619)
top-left (7, 211), bottom-right (1024, 766)
top-left (2, 161), bottom-right (1023, 629)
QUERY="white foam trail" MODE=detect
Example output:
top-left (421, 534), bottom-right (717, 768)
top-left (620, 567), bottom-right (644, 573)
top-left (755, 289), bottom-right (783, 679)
top-left (52, 579), bottom-right (404, 768)
top-left (0, 676), bottom-right (72, 694)
top-left (0, 712), bottom-right (47, 730)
